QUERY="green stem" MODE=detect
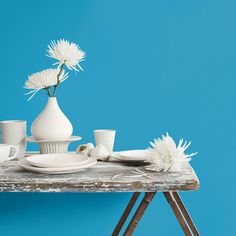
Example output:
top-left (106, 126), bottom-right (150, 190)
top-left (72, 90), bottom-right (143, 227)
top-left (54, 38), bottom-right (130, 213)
top-left (52, 62), bottom-right (65, 97)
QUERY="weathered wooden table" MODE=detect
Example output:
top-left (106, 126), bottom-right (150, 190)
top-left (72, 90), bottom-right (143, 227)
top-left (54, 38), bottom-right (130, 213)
top-left (0, 160), bottom-right (200, 236)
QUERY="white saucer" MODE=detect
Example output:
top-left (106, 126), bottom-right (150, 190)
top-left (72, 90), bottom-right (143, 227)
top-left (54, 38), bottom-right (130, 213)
top-left (18, 158), bottom-right (97, 174)
top-left (26, 136), bottom-right (82, 143)
top-left (111, 150), bottom-right (150, 162)
top-left (26, 153), bottom-right (90, 168)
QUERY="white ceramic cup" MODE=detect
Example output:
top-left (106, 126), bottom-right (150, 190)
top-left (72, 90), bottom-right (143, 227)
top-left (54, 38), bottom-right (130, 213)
top-left (94, 129), bottom-right (116, 153)
top-left (0, 120), bottom-right (26, 159)
top-left (0, 144), bottom-right (19, 163)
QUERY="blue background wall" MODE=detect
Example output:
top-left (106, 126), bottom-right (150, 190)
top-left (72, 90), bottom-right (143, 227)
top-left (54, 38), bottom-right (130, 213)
top-left (0, 0), bottom-right (234, 235)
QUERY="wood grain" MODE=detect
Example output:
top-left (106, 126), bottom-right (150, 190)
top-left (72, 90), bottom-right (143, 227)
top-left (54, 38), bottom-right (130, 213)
top-left (0, 160), bottom-right (199, 192)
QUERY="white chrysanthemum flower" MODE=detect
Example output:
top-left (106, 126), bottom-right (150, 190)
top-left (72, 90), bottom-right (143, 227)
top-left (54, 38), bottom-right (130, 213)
top-left (24, 68), bottom-right (68, 100)
top-left (147, 133), bottom-right (197, 172)
top-left (47, 39), bottom-right (85, 71)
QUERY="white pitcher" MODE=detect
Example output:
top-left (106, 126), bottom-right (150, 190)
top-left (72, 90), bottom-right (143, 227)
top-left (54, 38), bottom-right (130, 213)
top-left (0, 120), bottom-right (26, 159)
top-left (0, 144), bottom-right (19, 163)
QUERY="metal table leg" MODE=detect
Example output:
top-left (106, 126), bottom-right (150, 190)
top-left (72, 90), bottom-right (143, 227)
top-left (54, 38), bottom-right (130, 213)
top-left (112, 192), bottom-right (141, 236)
top-left (164, 192), bottom-right (196, 236)
top-left (124, 192), bottom-right (156, 236)
top-left (112, 191), bottom-right (199, 236)
top-left (172, 192), bottom-right (200, 236)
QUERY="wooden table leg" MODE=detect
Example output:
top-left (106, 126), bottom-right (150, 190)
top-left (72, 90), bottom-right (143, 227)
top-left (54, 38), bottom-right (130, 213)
top-left (164, 192), bottom-right (192, 236)
top-left (112, 192), bottom-right (141, 236)
top-left (172, 192), bottom-right (200, 236)
top-left (124, 192), bottom-right (156, 236)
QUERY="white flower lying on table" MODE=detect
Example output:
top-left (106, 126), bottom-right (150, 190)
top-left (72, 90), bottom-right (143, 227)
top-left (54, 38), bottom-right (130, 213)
top-left (147, 133), bottom-right (197, 172)
top-left (110, 134), bottom-right (197, 180)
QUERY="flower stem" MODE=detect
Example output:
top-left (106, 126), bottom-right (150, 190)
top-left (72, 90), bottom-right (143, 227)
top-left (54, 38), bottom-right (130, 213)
top-left (52, 63), bottom-right (65, 97)
top-left (44, 87), bottom-right (52, 97)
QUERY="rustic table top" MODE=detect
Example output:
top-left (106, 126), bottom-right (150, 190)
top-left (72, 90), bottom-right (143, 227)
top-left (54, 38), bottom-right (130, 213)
top-left (0, 157), bottom-right (199, 192)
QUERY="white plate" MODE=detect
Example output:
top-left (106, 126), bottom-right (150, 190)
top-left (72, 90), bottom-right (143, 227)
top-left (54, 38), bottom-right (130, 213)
top-left (18, 158), bottom-right (97, 174)
top-left (26, 153), bottom-right (90, 168)
top-left (112, 150), bottom-right (150, 162)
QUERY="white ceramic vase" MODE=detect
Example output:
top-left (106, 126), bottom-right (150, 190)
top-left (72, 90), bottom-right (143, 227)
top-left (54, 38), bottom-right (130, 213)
top-left (31, 97), bottom-right (73, 140)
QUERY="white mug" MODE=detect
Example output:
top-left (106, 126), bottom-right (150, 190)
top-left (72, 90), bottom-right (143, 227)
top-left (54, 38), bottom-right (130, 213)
top-left (0, 144), bottom-right (19, 163)
top-left (94, 129), bottom-right (116, 153)
top-left (0, 120), bottom-right (26, 159)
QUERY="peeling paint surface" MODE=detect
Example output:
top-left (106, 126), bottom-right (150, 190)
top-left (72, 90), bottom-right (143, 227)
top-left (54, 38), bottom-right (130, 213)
top-left (0, 160), bottom-right (199, 192)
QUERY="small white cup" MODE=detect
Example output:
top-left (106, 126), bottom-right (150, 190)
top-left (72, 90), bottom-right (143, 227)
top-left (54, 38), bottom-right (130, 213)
top-left (94, 129), bottom-right (116, 153)
top-left (0, 144), bottom-right (19, 163)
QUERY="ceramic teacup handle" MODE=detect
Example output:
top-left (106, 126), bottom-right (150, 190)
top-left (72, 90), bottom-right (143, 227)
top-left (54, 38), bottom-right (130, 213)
top-left (8, 145), bottom-right (19, 160)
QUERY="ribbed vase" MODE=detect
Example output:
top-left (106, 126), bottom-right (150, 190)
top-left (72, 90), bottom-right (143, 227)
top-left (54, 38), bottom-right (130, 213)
top-left (39, 141), bottom-right (69, 154)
